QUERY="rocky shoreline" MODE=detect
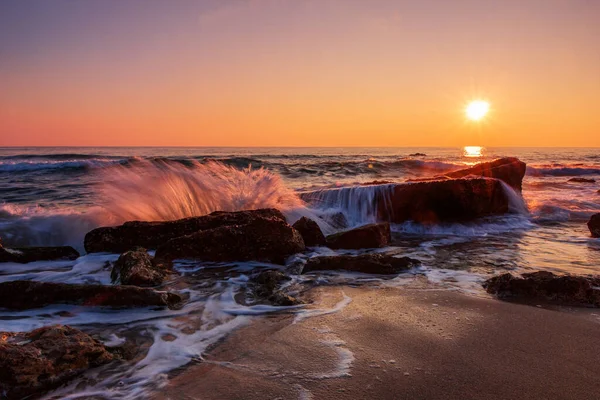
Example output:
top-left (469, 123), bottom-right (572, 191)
top-left (1, 157), bottom-right (599, 399)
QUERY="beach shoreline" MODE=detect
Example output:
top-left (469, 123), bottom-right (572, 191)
top-left (155, 284), bottom-right (600, 400)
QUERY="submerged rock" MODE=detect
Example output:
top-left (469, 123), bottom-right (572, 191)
top-left (84, 208), bottom-right (287, 253)
top-left (325, 223), bottom-right (391, 250)
top-left (0, 243), bottom-right (79, 264)
top-left (568, 177), bottom-right (596, 183)
top-left (111, 247), bottom-right (165, 286)
top-left (303, 253), bottom-right (420, 274)
top-left (249, 270), bottom-right (302, 306)
top-left (445, 157), bottom-right (527, 191)
top-left (292, 217), bottom-right (326, 247)
top-left (483, 271), bottom-right (600, 307)
top-left (588, 213), bottom-right (600, 238)
top-left (155, 217), bottom-right (305, 264)
top-left (0, 280), bottom-right (183, 310)
top-left (0, 325), bottom-right (113, 400)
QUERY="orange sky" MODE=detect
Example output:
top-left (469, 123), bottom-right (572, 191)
top-left (1, 0), bottom-right (599, 147)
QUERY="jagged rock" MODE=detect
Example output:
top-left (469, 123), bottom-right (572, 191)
top-left (85, 208), bottom-right (287, 253)
top-left (445, 157), bottom-right (527, 191)
top-left (0, 280), bottom-right (183, 310)
top-left (303, 253), bottom-right (420, 274)
top-left (292, 217), bottom-right (326, 247)
top-left (325, 223), bottom-right (391, 250)
top-left (483, 271), bottom-right (600, 307)
top-left (568, 178), bottom-right (596, 183)
top-left (111, 247), bottom-right (165, 286)
top-left (154, 217), bottom-right (305, 264)
top-left (588, 213), bottom-right (600, 238)
top-left (0, 325), bottom-right (113, 400)
top-left (0, 244), bottom-right (79, 263)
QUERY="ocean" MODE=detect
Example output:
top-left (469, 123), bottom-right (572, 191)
top-left (1, 146), bottom-right (599, 398)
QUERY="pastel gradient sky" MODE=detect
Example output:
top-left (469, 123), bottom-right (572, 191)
top-left (1, 0), bottom-right (599, 147)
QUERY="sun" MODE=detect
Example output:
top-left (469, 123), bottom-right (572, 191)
top-left (465, 100), bottom-right (490, 121)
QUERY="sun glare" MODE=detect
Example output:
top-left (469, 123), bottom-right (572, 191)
top-left (465, 100), bottom-right (490, 121)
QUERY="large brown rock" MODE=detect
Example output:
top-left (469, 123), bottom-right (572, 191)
top-left (0, 243), bottom-right (79, 264)
top-left (0, 280), bottom-right (183, 310)
top-left (445, 157), bottom-right (527, 191)
top-left (111, 247), bottom-right (165, 286)
top-left (0, 325), bottom-right (113, 400)
top-left (301, 178), bottom-right (510, 225)
top-left (84, 208), bottom-right (287, 253)
top-left (155, 217), bottom-right (305, 264)
top-left (378, 178), bottom-right (509, 224)
top-left (483, 271), bottom-right (600, 307)
top-left (303, 253), bottom-right (420, 274)
top-left (292, 217), bottom-right (326, 246)
top-left (325, 223), bottom-right (391, 249)
top-left (588, 213), bottom-right (600, 238)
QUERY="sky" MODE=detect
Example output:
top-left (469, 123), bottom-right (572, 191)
top-left (1, 0), bottom-right (599, 147)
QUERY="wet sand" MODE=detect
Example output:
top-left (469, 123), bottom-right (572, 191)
top-left (155, 284), bottom-right (600, 400)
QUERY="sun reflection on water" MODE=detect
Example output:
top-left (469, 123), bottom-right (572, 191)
top-left (464, 146), bottom-right (483, 158)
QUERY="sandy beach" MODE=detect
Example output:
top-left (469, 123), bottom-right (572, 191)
top-left (156, 284), bottom-right (600, 400)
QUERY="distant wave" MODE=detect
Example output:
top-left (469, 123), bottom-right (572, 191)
top-left (527, 165), bottom-right (600, 177)
top-left (0, 159), bottom-right (124, 173)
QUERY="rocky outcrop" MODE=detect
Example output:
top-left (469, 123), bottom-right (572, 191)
top-left (483, 271), bottom-right (600, 307)
top-left (0, 325), bottom-right (113, 400)
top-left (155, 217), bottom-right (305, 264)
top-left (249, 270), bottom-right (302, 306)
top-left (84, 208), bottom-right (287, 253)
top-left (111, 247), bottom-right (165, 286)
top-left (588, 213), bottom-right (600, 238)
top-left (0, 242), bottom-right (79, 264)
top-left (325, 223), bottom-right (391, 249)
top-left (568, 178), bottom-right (596, 183)
top-left (0, 281), bottom-right (183, 310)
top-left (445, 157), bottom-right (527, 191)
top-left (303, 254), bottom-right (420, 274)
top-left (292, 217), bottom-right (326, 247)
top-left (301, 178), bottom-right (511, 225)
top-left (378, 178), bottom-right (510, 224)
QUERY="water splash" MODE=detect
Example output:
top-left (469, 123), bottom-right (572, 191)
top-left (98, 160), bottom-right (304, 222)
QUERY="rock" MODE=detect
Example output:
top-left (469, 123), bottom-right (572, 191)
top-left (0, 280), bottom-right (183, 310)
top-left (303, 253), bottom-right (420, 274)
top-left (301, 178), bottom-right (510, 225)
top-left (292, 217), bottom-right (326, 247)
top-left (111, 247), bottom-right (165, 286)
top-left (483, 271), bottom-right (600, 307)
top-left (325, 223), bottom-right (391, 250)
top-left (409, 153), bottom-right (427, 157)
top-left (588, 213), bottom-right (600, 238)
top-left (0, 325), bottom-right (113, 400)
top-left (85, 208), bottom-right (287, 253)
top-left (249, 270), bottom-right (302, 306)
top-left (445, 157), bottom-right (527, 191)
top-left (568, 177), bottom-right (596, 183)
top-left (378, 178), bottom-right (510, 224)
top-left (155, 217), bottom-right (305, 264)
top-left (250, 270), bottom-right (291, 298)
top-left (0, 245), bottom-right (79, 263)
